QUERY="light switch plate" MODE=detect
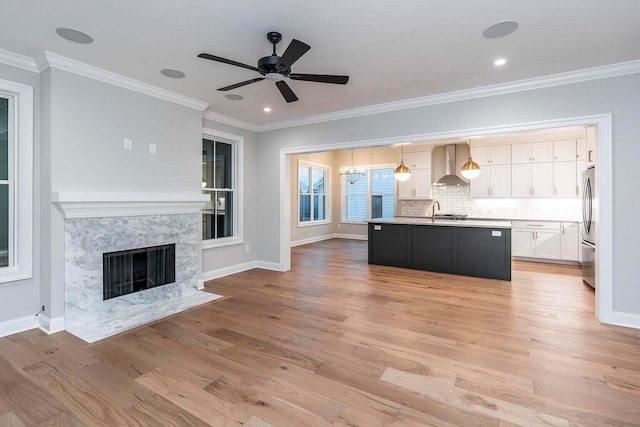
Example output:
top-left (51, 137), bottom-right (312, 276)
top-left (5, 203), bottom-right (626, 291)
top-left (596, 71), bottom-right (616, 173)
top-left (124, 138), bottom-right (132, 150)
top-left (492, 230), bottom-right (502, 237)
top-left (149, 143), bottom-right (157, 154)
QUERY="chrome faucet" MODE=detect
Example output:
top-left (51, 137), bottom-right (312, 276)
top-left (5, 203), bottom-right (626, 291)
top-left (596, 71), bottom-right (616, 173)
top-left (431, 200), bottom-right (441, 222)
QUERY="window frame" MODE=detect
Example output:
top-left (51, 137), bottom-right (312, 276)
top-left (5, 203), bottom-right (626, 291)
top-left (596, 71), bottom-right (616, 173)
top-left (201, 127), bottom-right (243, 249)
top-left (297, 159), bottom-right (331, 228)
top-left (341, 163), bottom-right (396, 224)
top-left (0, 78), bottom-right (33, 284)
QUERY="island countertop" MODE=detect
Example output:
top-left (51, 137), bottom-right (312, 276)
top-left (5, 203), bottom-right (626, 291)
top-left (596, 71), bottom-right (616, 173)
top-left (368, 218), bottom-right (512, 229)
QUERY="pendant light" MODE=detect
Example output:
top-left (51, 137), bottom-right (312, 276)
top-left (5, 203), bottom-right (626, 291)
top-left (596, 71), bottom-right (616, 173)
top-left (394, 145), bottom-right (411, 182)
top-left (461, 139), bottom-right (481, 180)
top-left (340, 150), bottom-right (365, 184)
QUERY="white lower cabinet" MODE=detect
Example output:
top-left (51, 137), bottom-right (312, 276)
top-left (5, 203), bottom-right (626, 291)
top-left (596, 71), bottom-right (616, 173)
top-left (512, 221), bottom-right (580, 262)
top-left (560, 222), bottom-right (580, 261)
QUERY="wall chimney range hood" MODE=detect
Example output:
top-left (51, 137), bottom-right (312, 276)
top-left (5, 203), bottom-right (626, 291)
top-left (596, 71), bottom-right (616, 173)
top-left (434, 145), bottom-right (468, 186)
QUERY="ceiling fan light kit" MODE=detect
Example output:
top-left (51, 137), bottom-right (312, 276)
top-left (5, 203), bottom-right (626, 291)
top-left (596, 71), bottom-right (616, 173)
top-left (198, 31), bottom-right (349, 103)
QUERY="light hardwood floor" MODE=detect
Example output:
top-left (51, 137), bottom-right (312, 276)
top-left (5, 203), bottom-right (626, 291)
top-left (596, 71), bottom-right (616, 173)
top-left (1, 239), bottom-right (639, 426)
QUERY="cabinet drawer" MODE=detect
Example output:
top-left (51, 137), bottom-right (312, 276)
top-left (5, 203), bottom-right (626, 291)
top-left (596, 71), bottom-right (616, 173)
top-left (511, 221), bottom-right (560, 230)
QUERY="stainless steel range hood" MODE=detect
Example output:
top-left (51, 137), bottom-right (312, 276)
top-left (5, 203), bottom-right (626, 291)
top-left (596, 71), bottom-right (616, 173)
top-left (434, 145), bottom-right (468, 186)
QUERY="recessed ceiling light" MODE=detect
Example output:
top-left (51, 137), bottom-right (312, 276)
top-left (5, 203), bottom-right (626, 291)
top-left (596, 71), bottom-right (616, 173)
top-left (263, 107), bottom-right (272, 112)
top-left (494, 58), bottom-right (507, 66)
top-left (55, 28), bottom-right (94, 44)
top-left (483, 20), bottom-right (519, 39)
top-left (225, 94), bottom-right (244, 101)
top-left (160, 69), bottom-right (185, 79)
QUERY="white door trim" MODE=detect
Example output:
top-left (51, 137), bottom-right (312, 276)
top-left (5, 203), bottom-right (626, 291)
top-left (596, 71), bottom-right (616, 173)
top-left (279, 113), bottom-right (614, 325)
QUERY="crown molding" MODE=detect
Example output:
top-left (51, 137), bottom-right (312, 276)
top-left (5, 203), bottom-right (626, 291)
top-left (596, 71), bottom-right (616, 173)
top-left (202, 111), bottom-right (259, 132)
top-left (210, 58), bottom-right (640, 133)
top-left (42, 52), bottom-right (209, 111)
top-left (0, 48), bottom-right (39, 73)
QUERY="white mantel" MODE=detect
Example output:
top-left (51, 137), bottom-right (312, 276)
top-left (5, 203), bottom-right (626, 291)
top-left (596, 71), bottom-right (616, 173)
top-left (52, 191), bottom-right (210, 218)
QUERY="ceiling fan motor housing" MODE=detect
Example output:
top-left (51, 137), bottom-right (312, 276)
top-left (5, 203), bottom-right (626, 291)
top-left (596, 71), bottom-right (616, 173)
top-left (258, 55), bottom-right (288, 74)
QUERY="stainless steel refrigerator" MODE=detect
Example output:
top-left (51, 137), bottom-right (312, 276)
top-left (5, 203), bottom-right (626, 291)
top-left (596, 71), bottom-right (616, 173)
top-left (581, 166), bottom-right (596, 288)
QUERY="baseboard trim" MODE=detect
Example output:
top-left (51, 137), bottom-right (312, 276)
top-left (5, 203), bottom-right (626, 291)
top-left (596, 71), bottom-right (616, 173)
top-left (512, 256), bottom-right (580, 266)
top-left (611, 311), bottom-right (640, 330)
top-left (255, 261), bottom-right (282, 271)
top-left (38, 315), bottom-right (65, 334)
top-left (290, 234), bottom-right (333, 247)
top-left (202, 261), bottom-right (257, 282)
top-left (332, 233), bottom-right (368, 241)
top-left (0, 314), bottom-right (39, 338)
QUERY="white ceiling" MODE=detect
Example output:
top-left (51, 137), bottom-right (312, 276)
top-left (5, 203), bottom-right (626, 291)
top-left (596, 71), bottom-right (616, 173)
top-left (2, 0), bottom-right (640, 126)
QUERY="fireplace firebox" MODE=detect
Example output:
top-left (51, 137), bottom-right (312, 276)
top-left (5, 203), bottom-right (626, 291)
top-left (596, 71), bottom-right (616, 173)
top-left (103, 244), bottom-right (175, 300)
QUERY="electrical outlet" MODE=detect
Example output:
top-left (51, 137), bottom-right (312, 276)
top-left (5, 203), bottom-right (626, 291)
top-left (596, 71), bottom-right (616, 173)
top-left (149, 143), bottom-right (157, 154)
top-left (124, 138), bottom-right (132, 150)
top-left (245, 245), bottom-right (250, 253)
top-left (42, 305), bottom-right (45, 312)
top-left (338, 223), bottom-right (341, 229)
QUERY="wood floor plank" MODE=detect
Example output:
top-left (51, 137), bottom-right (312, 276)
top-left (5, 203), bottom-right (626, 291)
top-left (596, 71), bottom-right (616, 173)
top-left (0, 240), bottom-right (638, 426)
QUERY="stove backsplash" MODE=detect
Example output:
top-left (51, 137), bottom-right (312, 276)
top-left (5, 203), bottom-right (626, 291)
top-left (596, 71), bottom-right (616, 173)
top-left (398, 185), bottom-right (581, 221)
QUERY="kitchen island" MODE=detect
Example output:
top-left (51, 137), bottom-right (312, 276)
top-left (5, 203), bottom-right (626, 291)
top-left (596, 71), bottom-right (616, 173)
top-left (368, 218), bottom-right (512, 280)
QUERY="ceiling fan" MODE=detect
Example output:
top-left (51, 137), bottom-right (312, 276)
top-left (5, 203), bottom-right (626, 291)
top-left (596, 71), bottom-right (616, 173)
top-left (198, 32), bottom-right (349, 103)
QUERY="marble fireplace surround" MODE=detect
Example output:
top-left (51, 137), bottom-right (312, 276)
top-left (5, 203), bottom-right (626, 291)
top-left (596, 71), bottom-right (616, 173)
top-left (53, 192), bottom-right (222, 343)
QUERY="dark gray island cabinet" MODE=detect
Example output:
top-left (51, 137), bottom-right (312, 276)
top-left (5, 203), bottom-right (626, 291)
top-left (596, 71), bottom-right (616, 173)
top-left (368, 220), bottom-right (512, 281)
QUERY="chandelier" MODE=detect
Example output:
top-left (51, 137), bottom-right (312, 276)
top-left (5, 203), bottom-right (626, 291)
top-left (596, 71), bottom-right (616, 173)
top-left (340, 150), bottom-right (365, 184)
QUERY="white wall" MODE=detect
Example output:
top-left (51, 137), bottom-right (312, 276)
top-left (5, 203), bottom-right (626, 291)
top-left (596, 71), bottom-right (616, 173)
top-left (256, 73), bottom-right (640, 317)
top-left (0, 63), bottom-right (40, 325)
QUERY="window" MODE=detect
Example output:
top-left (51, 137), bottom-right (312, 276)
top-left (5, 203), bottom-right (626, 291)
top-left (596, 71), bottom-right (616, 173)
top-left (201, 128), bottom-right (243, 247)
top-left (343, 166), bottom-right (395, 222)
top-left (0, 79), bottom-right (33, 283)
top-left (298, 161), bottom-right (330, 225)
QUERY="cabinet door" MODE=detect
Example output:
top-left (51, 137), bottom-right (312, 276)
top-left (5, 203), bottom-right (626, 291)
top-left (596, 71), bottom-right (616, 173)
top-left (586, 126), bottom-right (596, 165)
top-left (472, 146), bottom-right (491, 166)
top-left (560, 222), bottom-right (579, 261)
top-left (512, 229), bottom-right (536, 257)
top-left (490, 145), bottom-right (511, 165)
top-left (576, 160), bottom-right (587, 197)
top-left (511, 144), bottom-right (531, 164)
top-left (413, 169), bottom-right (433, 199)
top-left (554, 161), bottom-right (577, 197)
top-left (413, 151), bottom-right (431, 169)
top-left (490, 165), bottom-right (511, 197)
top-left (511, 164), bottom-right (532, 197)
top-left (531, 142), bottom-right (554, 163)
top-left (400, 152), bottom-right (416, 169)
top-left (397, 176), bottom-right (414, 199)
top-left (576, 137), bottom-right (587, 161)
top-left (531, 163), bottom-right (554, 197)
top-left (470, 168), bottom-right (490, 197)
top-left (554, 139), bottom-right (577, 161)
top-left (534, 229), bottom-right (560, 259)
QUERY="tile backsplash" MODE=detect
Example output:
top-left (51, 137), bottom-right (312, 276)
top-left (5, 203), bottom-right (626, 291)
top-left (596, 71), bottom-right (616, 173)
top-left (399, 185), bottom-right (581, 221)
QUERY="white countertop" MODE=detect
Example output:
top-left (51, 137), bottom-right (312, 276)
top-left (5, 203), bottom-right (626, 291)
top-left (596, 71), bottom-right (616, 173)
top-left (369, 218), bottom-right (512, 229)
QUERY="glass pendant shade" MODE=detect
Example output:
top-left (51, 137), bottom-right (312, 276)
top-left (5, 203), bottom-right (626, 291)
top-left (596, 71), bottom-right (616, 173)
top-left (394, 145), bottom-right (412, 181)
top-left (461, 139), bottom-right (481, 180)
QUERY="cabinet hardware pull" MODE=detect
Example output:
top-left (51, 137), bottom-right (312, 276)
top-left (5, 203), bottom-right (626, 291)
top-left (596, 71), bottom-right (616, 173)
top-left (588, 150), bottom-right (593, 162)
top-left (576, 185), bottom-right (579, 195)
top-left (554, 186), bottom-right (557, 195)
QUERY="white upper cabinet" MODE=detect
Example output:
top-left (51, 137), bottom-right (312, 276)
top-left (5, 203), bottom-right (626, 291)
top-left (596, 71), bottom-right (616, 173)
top-left (554, 139), bottom-right (577, 162)
top-left (469, 165), bottom-right (510, 198)
top-left (511, 164), bottom-right (532, 197)
top-left (531, 163), bottom-right (554, 197)
top-left (554, 161), bottom-right (577, 197)
top-left (576, 160), bottom-right (587, 196)
top-left (576, 137), bottom-right (587, 162)
top-left (512, 142), bottom-right (553, 163)
top-left (530, 142), bottom-right (554, 163)
top-left (473, 145), bottom-right (510, 166)
top-left (401, 151), bottom-right (431, 169)
top-left (586, 126), bottom-right (596, 165)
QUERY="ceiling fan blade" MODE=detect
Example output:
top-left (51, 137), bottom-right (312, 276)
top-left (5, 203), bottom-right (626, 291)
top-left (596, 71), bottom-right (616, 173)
top-left (275, 81), bottom-right (299, 103)
top-left (289, 73), bottom-right (349, 84)
top-left (276, 39), bottom-right (310, 71)
top-left (198, 53), bottom-right (262, 73)
top-left (217, 78), bottom-right (265, 91)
